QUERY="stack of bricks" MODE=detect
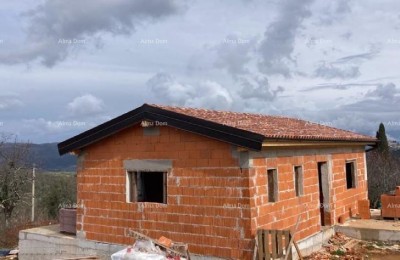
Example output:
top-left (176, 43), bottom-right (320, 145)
top-left (357, 199), bottom-right (370, 219)
top-left (381, 186), bottom-right (400, 218)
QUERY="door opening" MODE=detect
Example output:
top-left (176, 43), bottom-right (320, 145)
top-left (317, 162), bottom-right (330, 226)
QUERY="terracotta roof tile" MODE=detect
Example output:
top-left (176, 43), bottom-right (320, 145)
top-left (150, 104), bottom-right (376, 143)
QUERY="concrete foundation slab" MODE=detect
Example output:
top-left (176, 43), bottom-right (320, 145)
top-left (20, 219), bottom-right (400, 260)
top-left (19, 225), bottom-right (225, 260)
top-left (18, 225), bottom-right (125, 260)
top-left (335, 216), bottom-right (400, 242)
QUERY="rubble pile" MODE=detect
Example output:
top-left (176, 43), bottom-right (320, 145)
top-left (307, 232), bottom-right (362, 260)
top-left (111, 231), bottom-right (190, 260)
top-left (306, 232), bottom-right (400, 260)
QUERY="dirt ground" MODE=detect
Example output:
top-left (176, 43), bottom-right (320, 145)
top-left (305, 232), bottom-right (400, 260)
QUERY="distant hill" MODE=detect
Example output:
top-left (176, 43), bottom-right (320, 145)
top-left (30, 143), bottom-right (76, 172)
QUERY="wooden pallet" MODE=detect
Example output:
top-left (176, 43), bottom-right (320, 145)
top-left (256, 229), bottom-right (292, 260)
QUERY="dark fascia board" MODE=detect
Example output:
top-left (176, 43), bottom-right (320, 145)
top-left (57, 104), bottom-right (265, 155)
top-left (262, 137), bottom-right (377, 144)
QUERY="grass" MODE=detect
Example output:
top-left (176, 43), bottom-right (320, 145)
top-left (331, 249), bottom-right (346, 256)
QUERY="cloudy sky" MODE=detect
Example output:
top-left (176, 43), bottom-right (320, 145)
top-left (0, 0), bottom-right (399, 143)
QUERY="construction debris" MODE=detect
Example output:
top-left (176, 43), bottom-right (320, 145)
top-left (306, 232), bottom-right (400, 259)
top-left (111, 230), bottom-right (190, 260)
top-left (158, 236), bottom-right (173, 248)
top-left (0, 248), bottom-right (18, 260)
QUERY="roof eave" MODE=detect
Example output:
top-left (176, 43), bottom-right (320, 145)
top-left (261, 139), bottom-right (377, 148)
top-left (58, 104), bottom-right (265, 155)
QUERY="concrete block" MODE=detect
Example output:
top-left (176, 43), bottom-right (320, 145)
top-left (123, 159), bottom-right (172, 171)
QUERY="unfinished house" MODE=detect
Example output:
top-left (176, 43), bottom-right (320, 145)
top-left (57, 104), bottom-right (376, 259)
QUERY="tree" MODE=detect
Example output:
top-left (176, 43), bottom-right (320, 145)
top-left (0, 135), bottom-right (32, 228)
top-left (367, 151), bottom-right (400, 208)
top-left (37, 173), bottom-right (76, 219)
top-left (368, 123), bottom-right (400, 208)
top-left (376, 123), bottom-right (389, 157)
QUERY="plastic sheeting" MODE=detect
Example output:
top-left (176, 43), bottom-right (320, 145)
top-left (111, 240), bottom-right (165, 260)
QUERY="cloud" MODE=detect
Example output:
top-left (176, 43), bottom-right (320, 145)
top-left (0, 94), bottom-right (24, 110)
top-left (301, 82), bottom-right (378, 92)
top-left (257, 0), bottom-right (314, 77)
top-left (0, 0), bottom-right (184, 67)
top-left (146, 73), bottom-right (195, 104)
top-left (365, 82), bottom-right (398, 100)
top-left (147, 73), bottom-right (233, 109)
top-left (335, 51), bottom-right (378, 63)
top-left (67, 94), bottom-right (104, 116)
top-left (316, 0), bottom-right (352, 25)
top-left (340, 83), bottom-right (400, 113)
top-left (213, 34), bottom-right (257, 77)
top-left (314, 62), bottom-right (360, 79)
top-left (10, 117), bottom-right (95, 143)
top-left (314, 49), bottom-right (379, 79)
top-left (239, 76), bottom-right (284, 101)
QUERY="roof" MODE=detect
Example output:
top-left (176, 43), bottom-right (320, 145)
top-left (58, 103), bottom-right (377, 155)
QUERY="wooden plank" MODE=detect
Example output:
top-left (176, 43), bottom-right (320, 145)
top-left (289, 232), bottom-right (294, 260)
top-left (284, 230), bottom-right (292, 260)
top-left (284, 214), bottom-right (301, 260)
top-left (256, 230), bottom-right (263, 260)
top-left (270, 230), bottom-right (277, 259)
top-left (253, 232), bottom-right (259, 260)
top-left (293, 240), bottom-right (302, 260)
top-left (264, 230), bottom-right (271, 260)
top-left (277, 230), bottom-right (283, 257)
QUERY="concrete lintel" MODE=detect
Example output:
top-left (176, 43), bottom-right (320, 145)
top-left (123, 159), bottom-right (172, 172)
top-left (249, 146), bottom-right (364, 160)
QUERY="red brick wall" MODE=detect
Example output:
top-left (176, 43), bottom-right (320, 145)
top-left (76, 123), bottom-right (368, 259)
top-left (249, 148), bottom-right (367, 241)
top-left (76, 125), bottom-right (253, 259)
